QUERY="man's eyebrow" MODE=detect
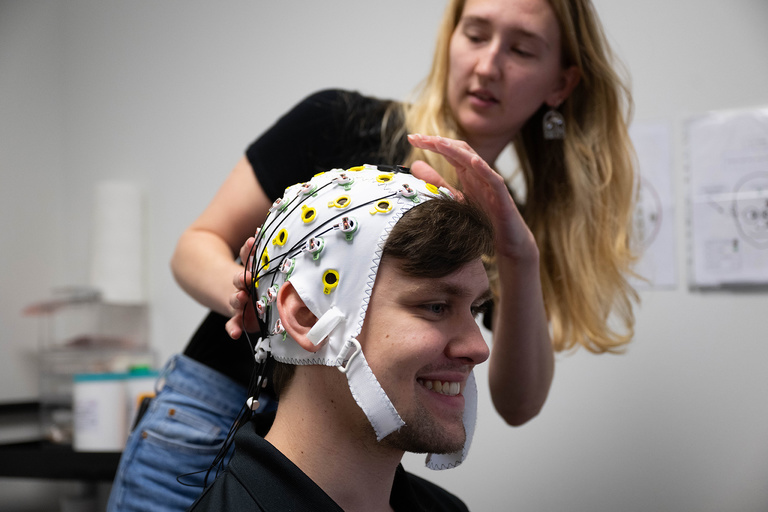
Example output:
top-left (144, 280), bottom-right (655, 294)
top-left (475, 289), bottom-right (494, 306)
top-left (413, 280), bottom-right (493, 304)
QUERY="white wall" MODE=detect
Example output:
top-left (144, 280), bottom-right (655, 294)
top-left (1, 0), bottom-right (66, 403)
top-left (2, 1), bottom-right (767, 511)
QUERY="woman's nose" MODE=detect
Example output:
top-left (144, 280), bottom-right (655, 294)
top-left (475, 43), bottom-right (502, 80)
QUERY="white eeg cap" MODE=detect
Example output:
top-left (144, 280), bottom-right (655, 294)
top-left (250, 165), bottom-right (474, 469)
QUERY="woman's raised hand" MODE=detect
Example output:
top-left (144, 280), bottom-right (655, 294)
top-left (407, 134), bottom-right (538, 263)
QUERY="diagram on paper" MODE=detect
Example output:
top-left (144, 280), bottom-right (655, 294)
top-left (635, 176), bottom-right (663, 251)
top-left (687, 108), bottom-right (768, 287)
top-left (629, 121), bottom-right (676, 289)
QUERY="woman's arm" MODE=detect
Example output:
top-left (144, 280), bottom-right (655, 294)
top-left (489, 247), bottom-right (553, 426)
top-left (408, 134), bottom-right (554, 426)
top-left (173, 91), bottom-right (377, 341)
top-left (170, 156), bottom-right (271, 336)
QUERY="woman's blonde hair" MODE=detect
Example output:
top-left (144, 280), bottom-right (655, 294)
top-left (386, 0), bottom-right (638, 353)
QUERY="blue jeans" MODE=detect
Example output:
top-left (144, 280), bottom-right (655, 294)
top-left (106, 354), bottom-right (271, 512)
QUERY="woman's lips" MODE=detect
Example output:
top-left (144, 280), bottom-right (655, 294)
top-left (469, 89), bottom-right (499, 105)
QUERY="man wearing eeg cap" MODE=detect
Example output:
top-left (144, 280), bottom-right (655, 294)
top-left (190, 165), bottom-right (494, 512)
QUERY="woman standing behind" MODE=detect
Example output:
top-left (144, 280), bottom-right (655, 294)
top-left (107, 1), bottom-right (638, 511)
top-left (407, 0), bottom-right (637, 355)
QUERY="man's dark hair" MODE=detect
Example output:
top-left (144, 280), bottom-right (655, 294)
top-left (381, 196), bottom-right (494, 278)
top-left (271, 197), bottom-right (493, 397)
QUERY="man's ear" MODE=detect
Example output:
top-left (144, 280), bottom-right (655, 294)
top-left (276, 281), bottom-right (322, 353)
top-left (545, 65), bottom-right (581, 107)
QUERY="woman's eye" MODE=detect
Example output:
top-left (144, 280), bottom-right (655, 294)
top-left (462, 26), bottom-right (487, 44)
top-left (511, 46), bottom-right (534, 58)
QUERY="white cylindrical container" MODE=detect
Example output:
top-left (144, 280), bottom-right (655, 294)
top-left (73, 373), bottom-right (128, 452)
top-left (124, 369), bottom-right (159, 431)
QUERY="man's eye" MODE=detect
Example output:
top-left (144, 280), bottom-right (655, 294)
top-left (471, 301), bottom-right (492, 318)
top-left (423, 303), bottom-right (447, 315)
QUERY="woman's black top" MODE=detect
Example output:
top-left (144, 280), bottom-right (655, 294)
top-left (183, 89), bottom-right (409, 386)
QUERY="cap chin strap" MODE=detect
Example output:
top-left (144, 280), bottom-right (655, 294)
top-left (425, 370), bottom-right (478, 470)
top-left (340, 339), bottom-right (477, 468)
top-left (338, 338), bottom-right (405, 441)
top-left (272, 313), bottom-right (476, 466)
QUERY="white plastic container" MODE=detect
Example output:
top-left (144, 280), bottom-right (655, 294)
top-left (124, 369), bottom-right (158, 430)
top-left (72, 372), bottom-right (128, 452)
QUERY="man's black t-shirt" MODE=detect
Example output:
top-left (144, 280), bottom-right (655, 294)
top-left (188, 412), bottom-right (470, 512)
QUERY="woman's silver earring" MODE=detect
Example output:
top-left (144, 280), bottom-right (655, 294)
top-left (543, 108), bottom-right (565, 140)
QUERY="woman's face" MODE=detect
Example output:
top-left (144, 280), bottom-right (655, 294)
top-left (447, 0), bottom-right (578, 157)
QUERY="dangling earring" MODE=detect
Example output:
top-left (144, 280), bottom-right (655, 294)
top-left (543, 107), bottom-right (565, 140)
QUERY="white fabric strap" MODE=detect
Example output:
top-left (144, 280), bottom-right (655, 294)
top-left (306, 306), bottom-right (345, 346)
top-left (343, 343), bottom-right (405, 441)
top-left (425, 370), bottom-right (478, 470)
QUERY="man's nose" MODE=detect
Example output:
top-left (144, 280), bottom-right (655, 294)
top-left (446, 317), bottom-right (490, 365)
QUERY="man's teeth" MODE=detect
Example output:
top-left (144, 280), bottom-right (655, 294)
top-left (418, 379), bottom-right (461, 396)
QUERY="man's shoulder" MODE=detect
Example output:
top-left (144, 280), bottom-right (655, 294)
top-left (392, 465), bottom-right (470, 512)
top-left (188, 467), bottom-right (266, 511)
top-left (191, 415), bottom-right (344, 512)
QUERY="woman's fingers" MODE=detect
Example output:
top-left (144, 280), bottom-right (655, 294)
top-left (233, 268), bottom-right (253, 296)
top-left (409, 134), bottom-right (495, 188)
top-left (409, 159), bottom-right (447, 187)
top-left (228, 262), bottom-right (259, 339)
top-left (409, 133), bottom-right (476, 168)
top-left (229, 288), bottom-right (249, 312)
top-left (409, 133), bottom-right (536, 259)
top-left (409, 160), bottom-right (463, 199)
top-left (410, 134), bottom-right (508, 206)
top-left (227, 288), bottom-right (260, 339)
top-left (239, 236), bottom-right (256, 266)
top-left (226, 314), bottom-right (243, 340)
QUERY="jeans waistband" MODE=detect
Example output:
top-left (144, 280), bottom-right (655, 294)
top-left (158, 354), bottom-right (248, 418)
